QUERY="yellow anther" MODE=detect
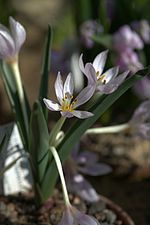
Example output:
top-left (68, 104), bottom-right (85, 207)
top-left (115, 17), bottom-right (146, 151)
top-left (98, 74), bottom-right (106, 82)
top-left (96, 71), bottom-right (100, 77)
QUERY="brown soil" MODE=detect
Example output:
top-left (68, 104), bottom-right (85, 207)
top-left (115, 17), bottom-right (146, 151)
top-left (0, 189), bottom-right (132, 225)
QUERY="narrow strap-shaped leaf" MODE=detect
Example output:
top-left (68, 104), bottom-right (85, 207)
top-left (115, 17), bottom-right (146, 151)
top-left (0, 62), bottom-right (29, 150)
top-left (0, 135), bottom-right (6, 155)
top-left (29, 101), bottom-right (50, 182)
top-left (41, 67), bottom-right (150, 202)
top-left (38, 26), bottom-right (52, 118)
top-left (0, 155), bottom-right (23, 177)
top-left (92, 34), bottom-right (112, 49)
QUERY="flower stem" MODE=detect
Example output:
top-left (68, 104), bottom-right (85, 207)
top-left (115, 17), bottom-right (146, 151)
top-left (11, 60), bottom-right (29, 134)
top-left (85, 123), bottom-right (130, 135)
top-left (49, 116), bottom-right (66, 146)
top-left (50, 146), bottom-right (71, 207)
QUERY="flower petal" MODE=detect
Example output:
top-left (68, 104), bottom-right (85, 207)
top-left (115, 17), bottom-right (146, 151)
top-left (103, 66), bottom-right (119, 83)
top-left (130, 100), bottom-right (150, 123)
top-left (77, 151), bottom-right (99, 164)
top-left (78, 162), bottom-right (112, 176)
top-left (73, 207), bottom-right (100, 225)
top-left (79, 53), bottom-right (85, 74)
top-left (97, 70), bottom-right (129, 94)
top-left (55, 72), bottom-right (64, 104)
top-left (64, 73), bottom-right (74, 96)
top-left (43, 98), bottom-right (60, 111)
top-left (85, 63), bottom-right (97, 84)
top-left (66, 173), bottom-right (100, 202)
top-left (60, 111), bottom-right (74, 118)
top-left (93, 50), bottom-right (108, 74)
top-left (0, 25), bottom-right (15, 59)
top-left (58, 209), bottom-right (74, 225)
top-left (137, 123), bottom-right (150, 139)
top-left (9, 17), bottom-right (26, 53)
top-left (72, 110), bottom-right (94, 119)
top-left (75, 85), bottom-right (95, 108)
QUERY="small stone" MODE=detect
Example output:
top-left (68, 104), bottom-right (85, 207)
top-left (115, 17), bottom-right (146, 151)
top-left (115, 220), bottom-right (123, 225)
top-left (100, 222), bottom-right (109, 225)
top-left (95, 212), bottom-right (106, 222)
top-left (104, 209), bottom-right (117, 223)
top-left (89, 200), bottom-right (106, 214)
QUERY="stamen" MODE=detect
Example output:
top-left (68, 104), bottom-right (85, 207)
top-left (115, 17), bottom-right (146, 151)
top-left (96, 71), bottom-right (100, 77)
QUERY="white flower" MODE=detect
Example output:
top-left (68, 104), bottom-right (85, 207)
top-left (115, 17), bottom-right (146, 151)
top-left (0, 17), bottom-right (26, 60)
top-left (43, 72), bottom-right (94, 119)
top-left (79, 50), bottom-right (129, 94)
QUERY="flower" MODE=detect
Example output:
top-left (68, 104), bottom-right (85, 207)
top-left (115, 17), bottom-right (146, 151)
top-left (58, 205), bottom-right (100, 225)
top-left (113, 25), bottom-right (144, 52)
top-left (133, 76), bottom-right (150, 99)
top-left (79, 50), bottom-right (129, 94)
top-left (115, 48), bottom-right (143, 74)
top-left (129, 100), bottom-right (150, 139)
top-left (65, 145), bottom-right (112, 202)
top-left (131, 20), bottom-right (150, 44)
top-left (43, 72), bottom-right (94, 119)
top-left (0, 17), bottom-right (26, 61)
top-left (80, 20), bottom-right (103, 48)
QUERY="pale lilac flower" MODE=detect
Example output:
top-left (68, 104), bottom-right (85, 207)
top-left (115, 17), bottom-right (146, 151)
top-left (79, 50), bottom-right (129, 94)
top-left (0, 17), bottom-right (26, 60)
top-left (58, 205), bottom-right (100, 225)
top-left (43, 72), bottom-right (94, 119)
top-left (115, 48), bottom-right (143, 74)
top-left (113, 25), bottom-right (144, 52)
top-left (133, 76), bottom-right (150, 99)
top-left (129, 100), bottom-right (150, 139)
top-left (65, 146), bottom-right (111, 202)
top-left (131, 20), bottom-right (150, 44)
top-left (80, 20), bottom-right (103, 48)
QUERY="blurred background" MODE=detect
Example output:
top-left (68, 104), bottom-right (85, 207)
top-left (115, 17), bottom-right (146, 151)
top-left (0, 0), bottom-right (150, 224)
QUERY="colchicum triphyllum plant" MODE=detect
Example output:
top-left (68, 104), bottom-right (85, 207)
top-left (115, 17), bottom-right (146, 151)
top-left (0, 17), bottom-right (150, 224)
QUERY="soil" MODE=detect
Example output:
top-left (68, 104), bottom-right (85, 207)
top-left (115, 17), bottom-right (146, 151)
top-left (0, 189), bottom-right (130, 225)
top-left (82, 133), bottom-right (150, 179)
top-left (81, 133), bottom-right (150, 225)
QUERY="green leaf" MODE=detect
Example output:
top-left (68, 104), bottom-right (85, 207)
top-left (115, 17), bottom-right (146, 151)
top-left (0, 123), bottom-right (14, 155)
top-left (0, 135), bottom-right (6, 154)
top-left (41, 67), bottom-right (150, 202)
top-left (39, 26), bottom-right (52, 118)
top-left (0, 61), bottom-right (30, 150)
top-left (92, 34), bottom-right (112, 49)
top-left (29, 101), bottom-right (50, 182)
top-left (0, 155), bottom-right (23, 177)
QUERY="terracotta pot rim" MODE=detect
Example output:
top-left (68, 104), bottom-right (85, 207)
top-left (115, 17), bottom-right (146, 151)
top-left (101, 195), bottom-right (135, 225)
